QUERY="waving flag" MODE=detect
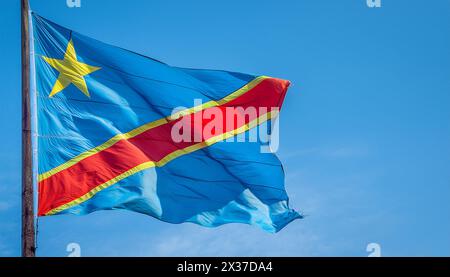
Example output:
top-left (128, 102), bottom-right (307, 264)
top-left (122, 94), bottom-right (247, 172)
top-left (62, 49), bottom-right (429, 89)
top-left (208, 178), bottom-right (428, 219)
top-left (32, 13), bottom-right (301, 233)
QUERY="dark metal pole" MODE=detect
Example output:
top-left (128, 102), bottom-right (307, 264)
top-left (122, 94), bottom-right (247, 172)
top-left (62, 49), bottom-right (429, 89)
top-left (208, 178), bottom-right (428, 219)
top-left (21, 0), bottom-right (35, 258)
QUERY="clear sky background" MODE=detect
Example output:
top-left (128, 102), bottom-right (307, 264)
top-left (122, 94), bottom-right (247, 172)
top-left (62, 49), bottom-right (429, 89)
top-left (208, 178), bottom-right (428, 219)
top-left (0, 0), bottom-right (449, 256)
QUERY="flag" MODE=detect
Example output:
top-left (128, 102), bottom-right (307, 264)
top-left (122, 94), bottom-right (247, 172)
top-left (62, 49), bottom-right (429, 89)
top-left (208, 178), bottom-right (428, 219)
top-left (32, 13), bottom-right (301, 233)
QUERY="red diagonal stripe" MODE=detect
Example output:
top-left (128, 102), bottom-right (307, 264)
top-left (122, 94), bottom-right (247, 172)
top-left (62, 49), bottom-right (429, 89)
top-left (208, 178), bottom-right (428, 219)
top-left (38, 78), bottom-right (290, 215)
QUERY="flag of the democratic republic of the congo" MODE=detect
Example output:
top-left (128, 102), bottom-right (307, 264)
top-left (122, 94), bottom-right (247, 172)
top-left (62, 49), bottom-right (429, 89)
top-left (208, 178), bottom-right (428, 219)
top-left (32, 13), bottom-right (301, 233)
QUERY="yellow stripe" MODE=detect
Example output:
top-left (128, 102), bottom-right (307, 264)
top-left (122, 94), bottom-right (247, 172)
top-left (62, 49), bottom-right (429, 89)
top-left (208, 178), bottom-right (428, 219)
top-left (38, 76), bottom-right (269, 182)
top-left (45, 110), bottom-right (278, 216)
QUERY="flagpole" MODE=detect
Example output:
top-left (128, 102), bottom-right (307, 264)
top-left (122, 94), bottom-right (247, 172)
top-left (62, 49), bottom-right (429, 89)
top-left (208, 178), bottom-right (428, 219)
top-left (21, 0), bottom-right (35, 258)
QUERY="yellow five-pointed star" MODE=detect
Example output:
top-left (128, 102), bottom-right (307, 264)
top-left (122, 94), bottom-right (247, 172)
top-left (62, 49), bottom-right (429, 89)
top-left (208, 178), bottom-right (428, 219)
top-left (42, 39), bottom-right (101, 98)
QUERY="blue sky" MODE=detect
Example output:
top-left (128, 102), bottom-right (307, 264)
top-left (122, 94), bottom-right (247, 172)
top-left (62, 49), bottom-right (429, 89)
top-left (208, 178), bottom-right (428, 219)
top-left (1, 0), bottom-right (449, 256)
